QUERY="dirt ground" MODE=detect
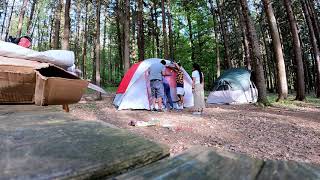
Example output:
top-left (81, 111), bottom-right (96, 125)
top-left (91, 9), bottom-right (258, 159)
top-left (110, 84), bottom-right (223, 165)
top-left (70, 93), bottom-right (320, 165)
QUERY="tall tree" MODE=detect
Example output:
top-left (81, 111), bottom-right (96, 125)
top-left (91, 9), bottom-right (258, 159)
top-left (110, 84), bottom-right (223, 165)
top-left (137, 0), bottom-right (145, 60)
top-left (123, 0), bottom-right (130, 72)
top-left (52, 0), bottom-right (63, 49)
top-left (161, 0), bottom-right (168, 59)
top-left (208, 0), bottom-right (221, 77)
top-left (283, 0), bottom-right (305, 100)
top-left (240, 0), bottom-right (269, 105)
top-left (262, 0), bottom-right (288, 101)
top-left (62, 0), bottom-right (71, 50)
top-left (167, 0), bottom-right (174, 60)
top-left (17, 0), bottom-right (29, 37)
top-left (301, 0), bottom-right (320, 97)
top-left (185, 3), bottom-right (195, 62)
top-left (237, 1), bottom-right (251, 70)
top-left (26, 0), bottom-right (37, 35)
top-left (75, 0), bottom-right (81, 65)
top-left (95, 0), bottom-right (102, 100)
top-left (1, 0), bottom-right (8, 38)
top-left (216, 0), bottom-right (231, 69)
top-left (81, 1), bottom-right (88, 78)
top-left (4, 0), bottom-right (15, 40)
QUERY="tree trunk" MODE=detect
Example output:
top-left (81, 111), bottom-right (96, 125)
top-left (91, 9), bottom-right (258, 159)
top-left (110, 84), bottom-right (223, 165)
top-left (52, 0), bottom-right (62, 49)
top-left (17, 0), bottom-right (29, 37)
top-left (301, 0), bottom-right (320, 97)
top-left (186, 12), bottom-right (195, 62)
top-left (123, 0), bottom-right (130, 72)
top-left (26, 0), bottom-right (37, 35)
top-left (115, 0), bottom-right (123, 71)
top-left (5, 0), bottom-right (15, 40)
top-left (237, 1), bottom-right (251, 70)
top-left (283, 0), bottom-right (305, 101)
top-left (161, 0), bottom-right (169, 59)
top-left (137, 0), bottom-right (145, 60)
top-left (154, 2), bottom-right (160, 57)
top-left (208, 0), bottom-right (221, 77)
top-left (102, 3), bottom-right (108, 85)
top-left (75, 0), bottom-right (81, 66)
top-left (217, 0), bottom-right (231, 69)
top-left (240, 0), bottom-right (269, 105)
top-left (306, 0), bottom-right (320, 49)
top-left (62, 0), bottom-right (71, 50)
top-left (1, 0), bottom-right (8, 39)
top-left (81, 1), bottom-right (88, 78)
top-left (262, 0), bottom-right (288, 101)
top-left (167, 0), bottom-right (174, 60)
top-left (95, 0), bottom-right (102, 100)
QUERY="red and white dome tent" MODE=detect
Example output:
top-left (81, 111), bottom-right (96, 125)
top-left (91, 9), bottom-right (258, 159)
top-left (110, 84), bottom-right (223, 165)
top-left (113, 58), bottom-right (194, 110)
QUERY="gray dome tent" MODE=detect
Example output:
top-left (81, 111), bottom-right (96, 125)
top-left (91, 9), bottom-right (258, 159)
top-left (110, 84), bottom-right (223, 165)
top-left (207, 68), bottom-right (258, 104)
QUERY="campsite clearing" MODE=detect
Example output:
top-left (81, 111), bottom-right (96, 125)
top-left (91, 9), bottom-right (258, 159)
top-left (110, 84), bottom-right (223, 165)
top-left (70, 92), bottom-right (320, 165)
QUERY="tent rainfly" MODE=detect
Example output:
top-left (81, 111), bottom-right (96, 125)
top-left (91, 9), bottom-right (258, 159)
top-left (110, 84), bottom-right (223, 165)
top-left (113, 58), bottom-right (194, 110)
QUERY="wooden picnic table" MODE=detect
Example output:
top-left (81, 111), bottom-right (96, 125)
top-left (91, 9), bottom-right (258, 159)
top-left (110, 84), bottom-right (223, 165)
top-left (0, 105), bottom-right (169, 179)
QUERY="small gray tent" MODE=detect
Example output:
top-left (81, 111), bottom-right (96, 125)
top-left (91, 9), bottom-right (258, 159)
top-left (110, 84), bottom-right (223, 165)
top-left (207, 68), bottom-right (258, 104)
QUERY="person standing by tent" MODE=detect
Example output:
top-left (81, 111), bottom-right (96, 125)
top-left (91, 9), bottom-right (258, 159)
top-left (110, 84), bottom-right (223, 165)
top-left (149, 60), bottom-right (167, 112)
top-left (163, 77), bottom-right (174, 110)
top-left (174, 62), bottom-right (184, 109)
top-left (192, 63), bottom-right (205, 115)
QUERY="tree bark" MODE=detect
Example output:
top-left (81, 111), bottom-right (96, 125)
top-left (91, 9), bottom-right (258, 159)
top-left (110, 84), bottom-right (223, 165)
top-left (186, 12), bottom-right (195, 62)
top-left (216, 0), bottom-right (231, 69)
top-left (137, 0), bottom-right (145, 60)
top-left (26, 0), bottom-right (37, 35)
top-left (1, 0), bottom-right (8, 39)
top-left (95, 0), bottom-right (102, 100)
top-left (75, 0), bottom-right (81, 66)
top-left (301, 0), bottom-right (320, 97)
top-left (62, 0), bottom-right (71, 50)
top-left (5, 0), bottom-right (15, 40)
top-left (240, 0), bottom-right (269, 105)
top-left (208, 0), bottom-right (221, 77)
top-left (123, 0), bottom-right (130, 72)
top-left (17, 0), bottom-right (29, 37)
top-left (52, 0), bottom-right (62, 49)
top-left (153, 1), bottom-right (160, 57)
top-left (306, 0), bottom-right (320, 49)
top-left (237, 1), bottom-right (251, 70)
top-left (161, 0), bottom-right (169, 59)
top-left (283, 0), bottom-right (305, 101)
top-left (167, 0), bottom-right (174, 60)
top-left (81, 1), bottom-right (88, 78)
top-left (115, 0), bottom-right (123, 70)
top-left (262, 0), bottom-right (288, 101)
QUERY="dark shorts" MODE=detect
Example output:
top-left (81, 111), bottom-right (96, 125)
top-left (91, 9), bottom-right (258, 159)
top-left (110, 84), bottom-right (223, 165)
top-left (150, 80), bottom-right (164, 98)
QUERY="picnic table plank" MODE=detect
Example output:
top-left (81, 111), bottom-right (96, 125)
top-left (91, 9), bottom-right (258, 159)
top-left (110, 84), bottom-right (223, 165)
top-left (116, 147), bottom-right (320, 180)
top-left (0, 105), bottom-right (169, 180)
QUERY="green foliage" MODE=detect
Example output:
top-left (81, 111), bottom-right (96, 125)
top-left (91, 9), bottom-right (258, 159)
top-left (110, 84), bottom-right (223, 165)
top-left (268, 94), bottom-right (320, 109)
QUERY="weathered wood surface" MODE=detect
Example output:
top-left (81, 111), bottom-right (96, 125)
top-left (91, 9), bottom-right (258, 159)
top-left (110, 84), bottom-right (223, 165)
top-left (117, 147), bottom-right (320, 180)
top-left (0, 105), bottom-right (169, 180)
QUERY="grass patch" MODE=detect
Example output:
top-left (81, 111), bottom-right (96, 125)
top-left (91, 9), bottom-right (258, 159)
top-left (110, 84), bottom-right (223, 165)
top-left (268, 94), bottom-right (320, 109)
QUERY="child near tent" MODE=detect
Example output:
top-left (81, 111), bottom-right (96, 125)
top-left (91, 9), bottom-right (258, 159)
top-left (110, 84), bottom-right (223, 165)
top-left (174, 62), bottom-right (184, 109)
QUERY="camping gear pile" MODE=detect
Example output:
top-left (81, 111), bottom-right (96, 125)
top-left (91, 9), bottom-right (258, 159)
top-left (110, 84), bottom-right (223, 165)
top-left (114, 58), bottom-right (194, 110)
top-left (207, 68), bottom-right (258, 104)
top-left (0, 40), bottom-right (104, 106)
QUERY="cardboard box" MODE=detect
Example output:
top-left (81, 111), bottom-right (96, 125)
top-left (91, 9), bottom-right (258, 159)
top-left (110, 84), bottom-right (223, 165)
top-left (0, 56), bottom-right (88, 105)
top-left (34, 65), bottom-right (88, 105)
